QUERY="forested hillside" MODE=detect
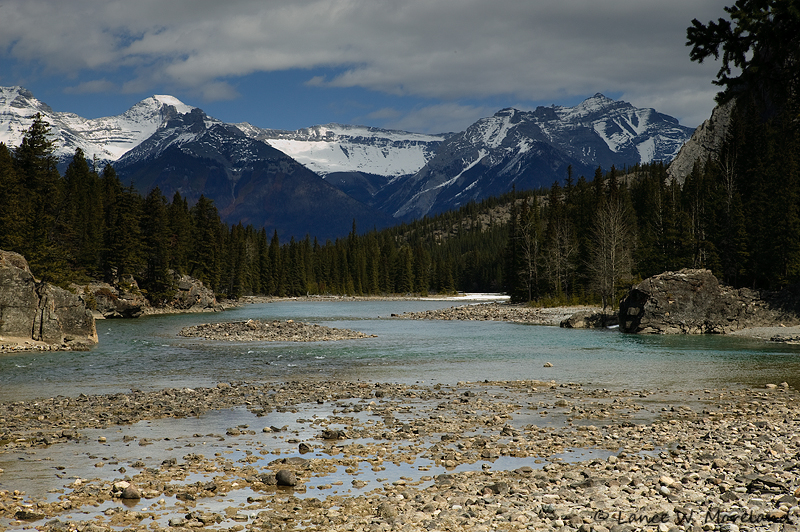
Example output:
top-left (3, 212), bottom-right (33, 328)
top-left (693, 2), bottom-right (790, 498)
top-left (0, 101), bottom-right (798, 308)
top-left (1, 107), bottom-right (797, 310)
top-left (1, 0), bottom-right (797, 307)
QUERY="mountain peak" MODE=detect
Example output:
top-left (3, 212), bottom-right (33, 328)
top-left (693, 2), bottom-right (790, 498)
top-left (152, 94), bottom-right (195, 114)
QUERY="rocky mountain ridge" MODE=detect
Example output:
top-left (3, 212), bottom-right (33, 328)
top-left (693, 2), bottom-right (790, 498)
top-left (114, 107), bottom-right (395, 240)
top-left (0, 86), bottom-right (697, 237)
top-left (0, 86), bottom-right (193, 167)
top-left (378, 94), bottom-right (695, 220)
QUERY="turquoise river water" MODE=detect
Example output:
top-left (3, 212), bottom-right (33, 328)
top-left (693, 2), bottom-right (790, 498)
top-left (2, 299), bottom-right (800, 402)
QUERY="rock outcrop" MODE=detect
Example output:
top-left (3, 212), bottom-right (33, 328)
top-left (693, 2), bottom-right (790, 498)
top-left (560, 309), bottom-right (618, 329)
top-left (169, 273), bottom-right (221, 312)
top-left (76, 272), bottom-right (222, 319)
top-left (666, 100), bottom-right (735, 185)
top-left (0, 250), bottom-right (97, 350)
top-left (619, 269), bottom-right (800, 334)
top-left (77, 276), bottom-right (148, 319)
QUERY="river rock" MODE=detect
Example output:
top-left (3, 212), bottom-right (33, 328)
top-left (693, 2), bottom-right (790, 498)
top-left (561, 309), bottom-right (618, 329)
top-left (0, 250), bottom-right (97, 350)
top-left (618, 269), bottom-right (800, 334)
top-left (180, 319), bottom-right (375, 342)
top-left (275, 470), bottom-right (297, 487)
top-left (120, 484), bottom-right (142, 499)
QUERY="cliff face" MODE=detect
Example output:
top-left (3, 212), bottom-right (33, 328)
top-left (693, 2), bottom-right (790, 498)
top-left (619, 269), bottom-right (800, 334)
top-left (666, 100), bottom-right (735, 185)
top-left (0, 250), bottom-right (97, 350)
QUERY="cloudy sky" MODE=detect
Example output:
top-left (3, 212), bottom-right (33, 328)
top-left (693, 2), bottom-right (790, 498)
top-left (0, 0), bottom-right (730, 133)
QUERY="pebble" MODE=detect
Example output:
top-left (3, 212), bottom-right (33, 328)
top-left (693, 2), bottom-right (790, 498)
top-left (179, 319), bottom-right (376, 342)
top-left (1, 379), bottom-right (799, 532)
top-left (395, 302), bottom-right (599, 325)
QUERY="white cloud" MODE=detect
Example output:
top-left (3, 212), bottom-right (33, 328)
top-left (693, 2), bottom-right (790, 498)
top-left (0, 0), bottom-right (730, 127)
top-left (371, 103), bottom-right (498, 134)
top-left (64, 79), bottom-right (118, 94)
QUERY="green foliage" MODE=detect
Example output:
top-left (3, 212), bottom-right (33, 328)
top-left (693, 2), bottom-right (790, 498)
top-left (13, 113), bottom-right (65, 283)
top-left (1, 65), bottom-right (798, 302)
top-left (687, 0), bottom-right (800, 112)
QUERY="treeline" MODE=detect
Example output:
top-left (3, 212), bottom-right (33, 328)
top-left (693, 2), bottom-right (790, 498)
top-left (504, 92), bottom-right (800, 305)
top-left (1, 92), bottom-right (797, 307)
top-left (0, 115), bottom-right (510, 302)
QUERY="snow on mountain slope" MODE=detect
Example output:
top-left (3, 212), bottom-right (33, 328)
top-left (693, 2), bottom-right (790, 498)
top-left (379, 94), bottom-right (695, 221)
top-left (549, 93), bottom-right (693, 162)
top-left (239, 123), bottom-right (446, 177)
top-left (0, 86), bottom-right (194, 163)
top-left (57, 95), bottom-right (197, 160)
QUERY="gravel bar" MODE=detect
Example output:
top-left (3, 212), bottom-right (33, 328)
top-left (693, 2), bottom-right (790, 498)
top-left (1, 380), bottom-right (799, 531)
top-left (179, 319), bottom-right (377, 342)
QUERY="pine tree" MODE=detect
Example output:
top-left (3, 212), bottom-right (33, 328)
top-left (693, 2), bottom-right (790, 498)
top-left (13, 113), bottom-right (64, 281)
top-left (267, 230), bottom-right (282, 295)
top-left (687, 0), bottom-right (800, 113)
top-left (167, 192), bottom-right (192, 274)
top-left (60, 148), bottom-right (104, 278)
top-left (141, 187), bottom-right (174, 304)
top-left (0, 143), bottom-right (24, 252)
top-left (189, 195), bottom-right (222, 290)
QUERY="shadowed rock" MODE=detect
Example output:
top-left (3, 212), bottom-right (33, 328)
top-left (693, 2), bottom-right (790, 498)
top-left (0, 250), bottom-right (97, 350)
top-left (619, 269), bottom-right (800, 334)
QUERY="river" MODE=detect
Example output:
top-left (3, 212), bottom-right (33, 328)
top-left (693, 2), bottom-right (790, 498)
top-left (2, 299), bottom-right (800, 403)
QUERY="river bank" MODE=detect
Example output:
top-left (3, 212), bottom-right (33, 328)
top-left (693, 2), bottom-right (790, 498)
top-left (1, 379), bottom-right (798, 531)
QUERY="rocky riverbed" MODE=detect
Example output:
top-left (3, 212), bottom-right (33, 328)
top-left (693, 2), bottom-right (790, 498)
top-left (393, 302), bottom-right (600, 326)
top-left (179, 319), bottom-right (377, 342)
top-left (1, 379), bottom-right (799, 532)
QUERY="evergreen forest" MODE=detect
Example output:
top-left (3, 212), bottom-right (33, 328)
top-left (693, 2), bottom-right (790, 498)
top-left (0, 0), bottom-right (797, 308)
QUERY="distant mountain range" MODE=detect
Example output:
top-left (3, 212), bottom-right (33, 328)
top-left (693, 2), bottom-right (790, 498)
top-left (0, 86), bottom-right (695, 238)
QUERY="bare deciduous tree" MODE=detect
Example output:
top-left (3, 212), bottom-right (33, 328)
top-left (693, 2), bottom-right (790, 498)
top-left (588, 200), bottom-right (633, 310)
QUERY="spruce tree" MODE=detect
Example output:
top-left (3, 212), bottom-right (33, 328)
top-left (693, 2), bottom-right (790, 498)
top-left (13, 114), bottom-right (64, 281)
top-left (0, 143), bottom-right (24, 252)
top-left (141, 187), bottom-right (174, 304)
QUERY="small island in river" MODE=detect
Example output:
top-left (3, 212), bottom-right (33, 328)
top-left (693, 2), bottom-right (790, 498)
top-left (178, 318), bottom-right (376, 342)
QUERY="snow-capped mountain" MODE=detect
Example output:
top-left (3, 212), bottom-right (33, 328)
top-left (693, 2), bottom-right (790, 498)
top-left (378, 94), bottom-right (695, 220)
top-left (0, 86), bottom-right (193, 165)
top-left (0, 86), bottom-right (696, 237)
top-left (238, 123), bottom-right (446, 178)
top-left (115, 108), bottom-right (393, 240)
top-left (535, 93), bottom-right (693, 166)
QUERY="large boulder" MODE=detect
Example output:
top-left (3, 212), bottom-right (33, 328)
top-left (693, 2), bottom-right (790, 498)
top-left (0, 250), bottom-right (98, 349)
top-left (619, 269), bottom-right (800, 334)
top-left (170, 273), bottom-right (222, 312)
top-left (77, 278), bottom-right (147, 319)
